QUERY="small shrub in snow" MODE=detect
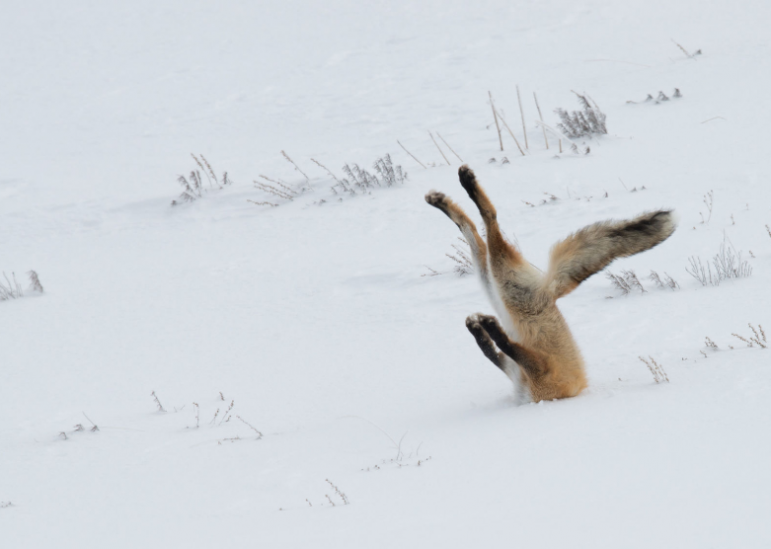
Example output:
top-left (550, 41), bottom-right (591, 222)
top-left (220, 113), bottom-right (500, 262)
top-left (639, 356), bottom-right (669, 383)
top-left (649, 270), bottom-right (680, 290)
top-left (446, 239), bottom-right (473, 277)
top-left (172, 154), bottom-right (233, 206)
top-left (555, 92), bottom-right (607, 138)
top-left (0, 272), bottom-right (23, 300)
top-left (333, 154), bottom-right (407, 196)
top-left (686, 241), bottom-right (752, 287)
top-left (704, 337), bottom-right (719, 350)
top-left (607, 270), bottom-right (646, 295)
top-left (731, 324), bottom-right (767, 349)
top-left (1, 271), bottom-right (43, 301)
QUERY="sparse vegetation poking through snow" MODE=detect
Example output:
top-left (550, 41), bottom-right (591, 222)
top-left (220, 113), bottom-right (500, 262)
top-left (235, 415), bottom-right (263, 439)
top-left (672, 39), bottom-right (702, 59)
top-left (627, 88), bottom-right (684, 105)
top-left (555, 92), bottom-right (607, 138)
top-left (731, 324), bottom-right (767, 349)
top-left (0, 270), bottom-right (43, 301)
top-left (281, 150), bottom-right (310, 182)
top-left (639, 356), bottom-right (669, 383)
top-left (700, 190), bottom-right (713, 225)
top-left (334, 154), bottom-right (406, 195)
top-left (0, 272), bottom-right (23, 301)
top-left (0, 502), bottom-right (13, 509)
top-left (705, 337), bottom-right (719, 350)
top-left (172, 154), bottom-right (233, 206)
top-left (325, 479), bottom-right (349, 506)
top-left (649, 270), bottom-right (680, 290)
top-left (446, 238), bottom-right (473, 277)
top-left (27, 270), bottom-right (43, 293)
top-left (150, 391), bottom-right (166, 413)
top-left (254, 175), bottom-right (300, 201)
top-left (607, 270), bottom-right (646, 295)
top-left (686, 241), bottom-right (752, 287)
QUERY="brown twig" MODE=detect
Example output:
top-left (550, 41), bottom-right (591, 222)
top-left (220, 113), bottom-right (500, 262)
top-left (437, 133), bottom-right (463, 162)
top-left (281, 150), bottom-right (310, 182)
top-left (516, 86), bottom-right (528, 150)
top-left (489, 91), bottom-right (504, 152)
top-left (494, 108), bottom-right (526, 156)
top-left (533, 92), bottom-right (549, 150)
top-left (429, 131), bottom-right (450, 165)
top-left (397, 140), bottom-right (426, 169)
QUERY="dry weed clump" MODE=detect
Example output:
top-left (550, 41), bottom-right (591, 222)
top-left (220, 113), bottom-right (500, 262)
top-left (0, 272), bottom-right (23, 301)
top-left (1, 271), bottom-right (44, 301)
top-left (607, 270), bottom-right (646, 295)
top-left (649, 270), bottom-right (680, 290)
top-left (686, 240), bottom-right (752, 287)
top-left (172, 154), bottom-right (233, 205)
top-left (639, 356), bottom-right (669, 383)
top-left (333, 154), bottom-right (406, 196)
top-left (731, 323), bottom-right (767, 349)
top-left (555, 92), bottom-right (607, 138)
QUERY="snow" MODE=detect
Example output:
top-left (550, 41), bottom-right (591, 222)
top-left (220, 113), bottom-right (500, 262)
top-left (2, 0), bottom-right (771, 547)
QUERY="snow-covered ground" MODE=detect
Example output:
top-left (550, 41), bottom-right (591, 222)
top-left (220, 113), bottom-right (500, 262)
top-left (3, 0), bottom-right (771, 547)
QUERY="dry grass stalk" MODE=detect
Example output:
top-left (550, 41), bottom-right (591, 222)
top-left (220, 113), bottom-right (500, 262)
top-left (672, 39), bottom-right (702, 59)
top-left (429, 131), bottom-right (451, 165)
top-left (0, 272), bottom-right (23, 301)
top-left (446, 238), bottom-right (473, 277)
top-left (639, 356), bottom-right (669, 383)
top-left (705, 337), bottom-right (718, 350)
top-left (310, 158), bottom-right (341, 183)
top-left (325, 479), bottom-right (349, 505)
top-left (236, 415), bottom-right (264, 439)
top-left (397, 140), bottom-right (426, 169)
top-left (732, 324), bottom-right (767, 349)
top-left (489, 91), bottom-right (504, 151)
top-left (437, 133), bottom-right (463, 162)
top-left (219, 400), bottom-right (235, 425)
top-left (255, 176), bottom-right (297, 201)
top-left (765, 224), bottom-right (771, 239)
top-left (493, 108), bottom-right (526, 156)
top-left (516, 86), bottom-right (528, 150)
top-left (421, 266), bottom-right (441, 277)
top-left (247, 200), bottom-right (279, 207)
top-left (700, 191), bottom-right (713, 224)
top-left (193, 402), bottom-right (200, 428)
top-left (281, 150), bottom-right (310, 182)
top-left (151, 391), bottom-right (166, 413)
top-left (533, 92), bottom-right (549, 149)
top-left (201, 155), bottom-right (219, 186)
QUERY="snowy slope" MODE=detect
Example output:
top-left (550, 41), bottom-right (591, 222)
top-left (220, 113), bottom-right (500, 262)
top-left (2, 1), bottom-right (771, 547)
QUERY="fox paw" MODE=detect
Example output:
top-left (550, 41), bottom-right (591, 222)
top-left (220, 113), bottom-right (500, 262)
top-left (425, 191), bottom-right (449, 209)
top-left (458, 164), bottom-right (479, 197)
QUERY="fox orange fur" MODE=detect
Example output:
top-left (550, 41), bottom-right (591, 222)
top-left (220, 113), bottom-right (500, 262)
top-left (426, 165), bottom-right (676, 402)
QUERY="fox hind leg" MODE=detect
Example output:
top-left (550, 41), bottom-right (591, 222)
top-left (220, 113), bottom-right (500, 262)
top-left (471, 314), bottom-right (549, 379)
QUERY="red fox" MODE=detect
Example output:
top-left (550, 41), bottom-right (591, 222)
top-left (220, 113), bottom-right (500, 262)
top-left (426, 165), bottom-right (676, 402)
